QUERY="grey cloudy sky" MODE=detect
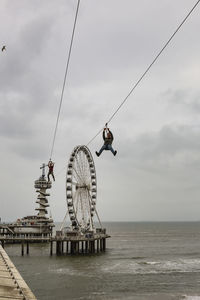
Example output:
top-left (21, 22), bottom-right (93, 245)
top-left (1, 0), bottom-right (200, 222)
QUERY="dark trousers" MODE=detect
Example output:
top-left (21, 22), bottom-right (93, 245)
top-left (48, 172), bottom-right (55, 182)
top-left (98, 144), bottom-right (116, 156)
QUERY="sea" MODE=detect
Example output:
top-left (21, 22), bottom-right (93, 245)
top-left (4, 222), bottom-right (200, 300)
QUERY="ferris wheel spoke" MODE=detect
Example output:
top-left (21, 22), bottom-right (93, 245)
top-left (72, 187), bottom-right (78, 197)
top-left (73, 190), bottom-right (81, 225)
top-left (77, 192), bottom-right (86, 227)
top-left (71, 181), bottom-right (77, 185)
top-left (83, 156), bottom-right (90, 182)
top-left (78, 152), bottom-right (87, 182)
top-left (75, 155), bottom-right (85, 183)
top-left (81, 151), bottom-right (90, 182)
top-left (71, 189), bottom-right (78, 206)
top-left (75, 190), bottom-right (81, 215)
top-left (72, 165), bottom-right (84, 184)
top-left (80, 156), bottom-right (89, 183)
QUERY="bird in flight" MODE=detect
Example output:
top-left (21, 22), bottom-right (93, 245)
top-left (2, 45), bottom-right (6, 52)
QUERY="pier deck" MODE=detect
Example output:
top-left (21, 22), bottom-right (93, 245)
top-left (0, 233), bottom-right (110, 255)
top-left (0, 245), bottom-right (36, 300)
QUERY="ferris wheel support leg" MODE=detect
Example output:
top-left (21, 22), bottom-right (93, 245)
top-left (60, 210), bottom-right (69, 231)
top-left (94, 207), bottom-right (103, 229)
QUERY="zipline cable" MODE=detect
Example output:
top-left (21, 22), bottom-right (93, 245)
top-left (87, 0), bottom-right (200, 146)
top-left (49, 0), bottom-right (80, 160)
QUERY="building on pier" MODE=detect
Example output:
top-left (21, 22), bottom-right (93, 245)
top-left (0, 163), bottom-right (54, 239)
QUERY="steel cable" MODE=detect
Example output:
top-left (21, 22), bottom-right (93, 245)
top-left (87, 0), bottom-right (200, 146)
top-left (49, 0), bottom-right (80, 159)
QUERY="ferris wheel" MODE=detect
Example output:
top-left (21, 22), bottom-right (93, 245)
top-left (66, 145), bottom-right (98, 232)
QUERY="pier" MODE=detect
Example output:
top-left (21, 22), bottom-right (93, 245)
top-left (0, 245), bottom-right (36, 300)
top-left (52, 231), bottom-right (109, 255)
top-left (0, 230), bottom-right (110, 256)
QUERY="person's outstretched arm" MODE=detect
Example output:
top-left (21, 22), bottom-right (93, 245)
top-left (103, 128), bottom-right (106, 140)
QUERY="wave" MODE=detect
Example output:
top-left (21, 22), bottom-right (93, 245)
top-left (101, 258), bottom-right (200, 275)
top-left (181, 296), bottom-right (200, 300)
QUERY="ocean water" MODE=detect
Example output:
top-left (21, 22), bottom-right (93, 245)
top-left (4, 222), bottom-right (200, 300)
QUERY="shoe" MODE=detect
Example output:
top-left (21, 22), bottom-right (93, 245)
top-left (95, 151), bottom-right (100, 157)
top-left (114, 150), bottom-right (117, 156)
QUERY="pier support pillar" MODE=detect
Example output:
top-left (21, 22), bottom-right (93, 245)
top-left (89, 241), bottom-right (92, 253)
top-left (81, 241), bottom-right (84, 253)
top-left (61, 241), bottom-right (64, 253)
top-left (89, 241), bottom-right (95, 253)
top-left (21, 242), bottom-right (24, 256)
top-left (56, 241), bottom-right (62, 255)
top-left (92, 241), bottom-right (95, 253)
top-left (50, 241), bottom-right (53, 256)
top-left (70, 242), bottom-right (74, 255)
top-left (103, 238), bottom-right (106, 251)
top-left (66, 241), bottom-right (69, 254)
top-left (76, 242), bottom-right (79, 254)
top-left (100, 239), bottom-right (103, 252)
top-left (85, 241), bottom-right (88, 253)
top-left (26, 242), bottom-right (29, 255)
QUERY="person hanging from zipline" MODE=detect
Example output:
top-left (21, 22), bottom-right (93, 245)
top-left (96, 124), bottom-right (117, 157)
top-left (47, 159), bottom-right (55, 182)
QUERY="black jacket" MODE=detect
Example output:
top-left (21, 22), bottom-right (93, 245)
top-left (103, 130), bottom-right (113, 145)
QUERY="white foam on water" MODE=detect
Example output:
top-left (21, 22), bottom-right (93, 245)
top-left (49, 267), bottom-right (77, 275)
top-left (181, 296), bottom-right (200, 300)
top-left (49, 267), bottom-right (98, 278)
top-left (142, 261), bottom-right (160, 265)
top-left (101, 258), bottom-right (200, 275)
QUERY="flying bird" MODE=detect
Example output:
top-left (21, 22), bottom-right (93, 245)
top-left (2, 45), bottom-right (6, 52)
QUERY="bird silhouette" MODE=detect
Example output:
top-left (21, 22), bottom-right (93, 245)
top-left (2, 45), bottom-right (6, 52)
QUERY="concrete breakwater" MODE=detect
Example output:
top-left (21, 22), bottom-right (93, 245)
top-left (0, 245), bottom-right (36, 300)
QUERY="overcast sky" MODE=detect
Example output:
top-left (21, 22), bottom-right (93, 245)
top-left (1, 0), bottom-right (200, 222)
